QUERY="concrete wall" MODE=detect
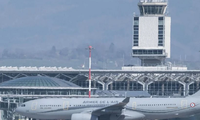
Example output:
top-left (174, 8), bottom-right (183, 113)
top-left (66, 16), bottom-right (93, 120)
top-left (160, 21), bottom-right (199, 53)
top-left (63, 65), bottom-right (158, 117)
top-left (139, 17), bottom-right (158, 48)
top-left (164, 16), bottom-right (171, 58)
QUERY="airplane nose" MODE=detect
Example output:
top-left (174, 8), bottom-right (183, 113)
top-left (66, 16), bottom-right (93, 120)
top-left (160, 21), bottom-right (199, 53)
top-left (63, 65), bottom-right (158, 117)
top-left (15, 107), bottom-right (21, 114)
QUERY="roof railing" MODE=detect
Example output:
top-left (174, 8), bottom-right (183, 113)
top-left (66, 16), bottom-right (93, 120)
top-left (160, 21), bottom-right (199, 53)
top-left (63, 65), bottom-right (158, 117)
top-left (139, 0), bottom-right (167, 3)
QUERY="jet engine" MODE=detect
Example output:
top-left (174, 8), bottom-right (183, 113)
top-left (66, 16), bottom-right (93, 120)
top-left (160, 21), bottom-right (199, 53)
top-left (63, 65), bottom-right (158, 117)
top-left (124, 111), bottom-right (145, 120)
top-left (71, 113), bottom-right (98, 120)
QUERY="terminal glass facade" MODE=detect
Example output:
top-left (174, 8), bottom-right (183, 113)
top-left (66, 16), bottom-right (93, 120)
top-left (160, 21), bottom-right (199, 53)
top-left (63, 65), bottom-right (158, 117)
top-left (0, 88), bottom-right (89, 95)
top-left (73, 80), bottom-right (103, 90)
top-left (108, 81), bottom-right (143, 91)
top-left (189, 81), bottom-right (200, 95)
top-left (148, 81), bottom-right (184, 96)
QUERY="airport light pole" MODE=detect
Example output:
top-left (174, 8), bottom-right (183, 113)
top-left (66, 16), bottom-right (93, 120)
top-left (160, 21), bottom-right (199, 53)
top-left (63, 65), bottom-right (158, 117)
top-left (86, 46), bottom-right (93, 98)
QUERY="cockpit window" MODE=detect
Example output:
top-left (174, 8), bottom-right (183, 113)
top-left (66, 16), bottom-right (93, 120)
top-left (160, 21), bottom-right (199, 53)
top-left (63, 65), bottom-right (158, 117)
top-left (21, 104), bottom-right (26, 107)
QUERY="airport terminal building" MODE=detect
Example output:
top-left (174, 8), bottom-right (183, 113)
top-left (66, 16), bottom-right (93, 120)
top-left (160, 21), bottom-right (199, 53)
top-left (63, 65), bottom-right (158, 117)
top-left (0, 76), bottom-right (97, 120)
top-left (0, 76), bottom-right (94, 97)
top-left (0, 68), bottom-right (199, 119)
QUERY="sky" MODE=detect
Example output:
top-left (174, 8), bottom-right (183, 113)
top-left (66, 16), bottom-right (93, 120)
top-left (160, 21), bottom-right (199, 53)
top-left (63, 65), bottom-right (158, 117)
top-left (0, 0), bottom-right (199, 60)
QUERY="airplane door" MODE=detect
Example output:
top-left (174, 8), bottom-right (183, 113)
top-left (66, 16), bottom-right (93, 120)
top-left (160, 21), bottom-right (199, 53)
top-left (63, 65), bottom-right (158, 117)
top-left (31, 101), bottom-right (37, 110)
top-left (63, 101), bottom-right (69, 110)
top-left (132, 102), bottom-right (137, 109)
top-left (181, 100), bottom-right (187, 109)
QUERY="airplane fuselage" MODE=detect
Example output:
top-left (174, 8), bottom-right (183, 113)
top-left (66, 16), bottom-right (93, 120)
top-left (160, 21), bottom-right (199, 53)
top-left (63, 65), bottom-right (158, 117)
top-left (16, 96), bottom-right (200, 120)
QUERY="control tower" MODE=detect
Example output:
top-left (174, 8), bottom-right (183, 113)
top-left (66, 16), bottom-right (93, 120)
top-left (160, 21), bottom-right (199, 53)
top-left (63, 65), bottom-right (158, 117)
top-left (132, 0), bottom-right (171, 66)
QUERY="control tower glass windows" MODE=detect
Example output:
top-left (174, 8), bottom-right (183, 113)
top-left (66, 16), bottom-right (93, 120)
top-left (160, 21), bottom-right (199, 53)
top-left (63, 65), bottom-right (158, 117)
top-left (133, 17), bottom-right (139, 46)
top-left (139, 5), bottom-right (166, 15)
top-left (134, 31), bottom-right (139, 35)
top-left (134, 17), bottom-right (139, 25)
top-left (159, 17), bottom-right (164, 20)
top-left (134, 17), bottom-right (139, 21)
top-left (139, 6), bottom-right (144, 15)
top-left (158, 17), bottom-right (165, 46)
top-left (133, 49), bottom-right (164, 55)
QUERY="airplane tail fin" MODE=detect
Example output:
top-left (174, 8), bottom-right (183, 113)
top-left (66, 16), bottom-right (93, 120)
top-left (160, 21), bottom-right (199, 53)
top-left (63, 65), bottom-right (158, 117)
top-left (188, 90), bottom-right (200, 97)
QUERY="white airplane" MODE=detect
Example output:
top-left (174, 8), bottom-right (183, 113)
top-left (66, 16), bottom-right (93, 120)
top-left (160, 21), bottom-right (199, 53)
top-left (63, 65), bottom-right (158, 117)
top-left (16, 91), bottom-right (200, 120)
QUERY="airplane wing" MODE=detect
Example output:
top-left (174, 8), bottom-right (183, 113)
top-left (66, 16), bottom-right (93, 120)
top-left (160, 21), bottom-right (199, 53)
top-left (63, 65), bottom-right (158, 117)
top-left (92, 97), bottom-right (130, 116)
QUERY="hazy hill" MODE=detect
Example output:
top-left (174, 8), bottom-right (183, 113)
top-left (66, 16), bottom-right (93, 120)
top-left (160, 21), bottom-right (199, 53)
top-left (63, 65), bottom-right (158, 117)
top-left (0, 0), bottom-right (199, 69)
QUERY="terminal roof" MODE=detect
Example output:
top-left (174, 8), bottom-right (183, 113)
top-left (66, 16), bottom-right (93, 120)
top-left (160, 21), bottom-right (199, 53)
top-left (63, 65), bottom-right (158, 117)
top-left (0, 76), bottom-right (80, 88)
